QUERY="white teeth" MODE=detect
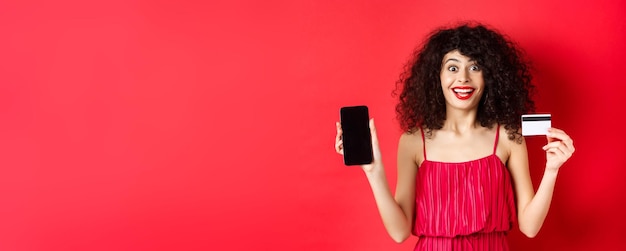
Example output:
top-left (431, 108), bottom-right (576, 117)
top-left (453, 88), bottom-right (473, 93)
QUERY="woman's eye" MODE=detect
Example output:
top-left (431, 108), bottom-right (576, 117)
top-left (470, 65), bottom-right (481, 71)
top-left (448, 66), bottom-right (458, 71)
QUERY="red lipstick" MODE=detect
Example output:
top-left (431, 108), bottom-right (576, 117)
top-left (452, 86), bottom-right (475, 100)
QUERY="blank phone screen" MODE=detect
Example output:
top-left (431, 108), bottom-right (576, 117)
top-left (340, 106), bottom-right (373, 166)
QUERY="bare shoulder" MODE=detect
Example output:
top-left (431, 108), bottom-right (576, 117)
top-left (398, 128), bottom-right (423, 166)
top-left (498, 126), bottom-right (527, 163)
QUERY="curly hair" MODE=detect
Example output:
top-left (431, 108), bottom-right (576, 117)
top-left (393, 22), bottom-right (535, 142)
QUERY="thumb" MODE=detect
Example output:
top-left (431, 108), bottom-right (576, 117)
top-left (370, 118), bottom-right (379, 147)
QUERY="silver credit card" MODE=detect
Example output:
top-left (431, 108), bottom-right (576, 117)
top-left (522, 114), bottom-right (551, 136)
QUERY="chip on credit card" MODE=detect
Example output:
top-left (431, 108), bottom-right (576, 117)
top-left (522, 114), bottom-right (551, 136)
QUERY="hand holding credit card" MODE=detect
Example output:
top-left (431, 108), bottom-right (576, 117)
top-left (522, 114), bottom-right (551, 136)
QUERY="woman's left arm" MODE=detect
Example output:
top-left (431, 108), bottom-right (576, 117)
top-left (507, 127), bottom-right (575, 238)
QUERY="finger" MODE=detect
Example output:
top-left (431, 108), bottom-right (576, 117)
top-left (335, 139), bottom-right (342, 149)
top-left (336, 122), bottom-right (343, 135)
top-left (557, 142), bottom-right (574, 158)
top-left (546, 147), bottom-right (566, 160)
top-left (562, 136), bottom-right (574, 150)
top-left (370, 118), bottom-right (379, 147)
top-left (335, 139), bottom-right (343, 149)
top-left (543, 141), bottom-right (573, 157)
top-left (548, 127), bottom-right (565, 134)
top-left (335, 122), bottom-right (344, 155)
top-left (547, 128), bottom-right (572, 143)
top-left (546, 142), bottom-right (572, 159)
top-left (548, 133), bottom-right (574, 151)
top-left (335, 130), bottom-right (342, 142)
top-left (542, 141), bottom-right (564, 150)
top-left (335, 123), bottom-right (343, 141)
top-left (369, 118), bottom-right (382, 161)
top-left (552, 138), bottom-right (574, 153)
top-left (546, 142), bottom-right (568, 155)
top-left (335, 139), bottom-right (344, 155)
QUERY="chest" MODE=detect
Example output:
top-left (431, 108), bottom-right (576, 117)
top-left (424, 135), bottom-right (496, 163)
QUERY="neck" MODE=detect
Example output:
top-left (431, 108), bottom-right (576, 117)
top-left (442, 107), bottom-right (480, 133)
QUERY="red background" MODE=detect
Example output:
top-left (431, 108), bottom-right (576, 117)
top-left (1, 0), bottom-right (625, 250)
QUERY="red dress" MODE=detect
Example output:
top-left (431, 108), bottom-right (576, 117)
top-left (412, 125), bottom-right (516, 250)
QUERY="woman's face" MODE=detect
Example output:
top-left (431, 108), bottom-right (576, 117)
top-left (440, 50), bottom-right (485, 110)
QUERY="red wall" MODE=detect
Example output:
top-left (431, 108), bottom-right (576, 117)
top-left (1, 0), bottom-right (625, 250)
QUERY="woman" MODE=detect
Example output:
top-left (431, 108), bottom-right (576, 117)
top-left (334, 23), bottom-right (575, 250)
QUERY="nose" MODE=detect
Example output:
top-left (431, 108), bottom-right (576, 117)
top-left (457, 69), bottom-right (470, 83)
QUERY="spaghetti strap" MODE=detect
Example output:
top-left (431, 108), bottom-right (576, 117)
top-left (493, 124), bottom-right (500, 154)
top-left (420, 127), bottom-right (427, 160)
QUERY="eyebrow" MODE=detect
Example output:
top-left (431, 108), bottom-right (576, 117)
top-left (443, 58), bottom-right (460, 64)
top-left (443, 58), bottom-right (477, 64)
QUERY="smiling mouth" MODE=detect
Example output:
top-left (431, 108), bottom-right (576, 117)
top-left (452, 87), bottom-right (475, 100)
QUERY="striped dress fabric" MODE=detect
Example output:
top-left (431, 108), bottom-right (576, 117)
top-left (412, 125), bottom-right (516, 250)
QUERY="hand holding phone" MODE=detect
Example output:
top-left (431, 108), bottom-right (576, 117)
top-left (339, 106), bottom-right (374, 166)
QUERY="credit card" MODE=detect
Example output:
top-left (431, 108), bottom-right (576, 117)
top-left (522, 114), bottom-right (551, 136)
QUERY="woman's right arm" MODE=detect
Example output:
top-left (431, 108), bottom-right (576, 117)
top-left (335, 121), bottom-right (419, 243)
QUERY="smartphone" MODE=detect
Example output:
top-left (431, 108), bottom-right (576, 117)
top-left (340, 106), bottom-right (373, 166)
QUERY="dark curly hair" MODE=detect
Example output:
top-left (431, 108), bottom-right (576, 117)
top-left (393, 22), bottom-right (535, 142)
